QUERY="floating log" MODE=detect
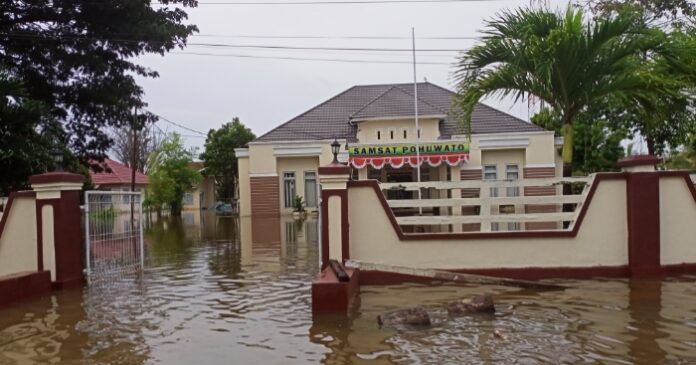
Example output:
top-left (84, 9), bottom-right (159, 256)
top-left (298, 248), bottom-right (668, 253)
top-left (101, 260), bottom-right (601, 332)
top-left (378, 307), bottom-right (431, 327)
top-left (329, 259), bottom-right (350, 282)
top-left (345, 260), bottom-right (567, 291)
top-left (447, 294), bottom-right (495, 315)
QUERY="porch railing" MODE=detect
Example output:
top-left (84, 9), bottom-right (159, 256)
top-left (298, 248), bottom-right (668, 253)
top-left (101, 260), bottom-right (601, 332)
top-left (378, 176), bottom-right (593, 232)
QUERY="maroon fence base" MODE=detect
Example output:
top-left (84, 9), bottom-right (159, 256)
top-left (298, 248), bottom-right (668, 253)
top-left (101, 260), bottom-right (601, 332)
top-left (311, 267), bottom-right (360, 313)
top-left (0, 271), bottom-right (52, 308)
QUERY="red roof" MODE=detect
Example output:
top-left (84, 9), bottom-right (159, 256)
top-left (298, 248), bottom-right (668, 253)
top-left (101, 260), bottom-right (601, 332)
top-left (90, 158), bottom-right (149, 186)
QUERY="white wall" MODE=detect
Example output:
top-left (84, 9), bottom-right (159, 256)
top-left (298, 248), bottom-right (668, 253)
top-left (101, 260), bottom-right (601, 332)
top-left (348, 179), bottom-right (628, 270)
top-left (660, 176), bottom-right (696, 265)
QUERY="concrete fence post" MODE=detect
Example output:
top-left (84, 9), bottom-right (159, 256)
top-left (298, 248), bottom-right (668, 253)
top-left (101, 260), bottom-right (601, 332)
top-left (29, 172), bottom-right (85, 288)
top-left (318, 163), bottom-right (351, 268)
top-left (617, 155), bottom-right (661, 277)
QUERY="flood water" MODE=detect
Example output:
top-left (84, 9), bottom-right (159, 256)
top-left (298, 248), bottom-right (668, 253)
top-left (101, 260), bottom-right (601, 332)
top-left (1, 212), bottom-right (696, 364)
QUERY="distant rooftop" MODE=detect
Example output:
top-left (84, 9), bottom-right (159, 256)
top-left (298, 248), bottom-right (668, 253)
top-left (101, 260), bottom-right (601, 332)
top-left (254, 82), bottom-right (545, 143)
top-left (90, 158), bottom-right (148, 186)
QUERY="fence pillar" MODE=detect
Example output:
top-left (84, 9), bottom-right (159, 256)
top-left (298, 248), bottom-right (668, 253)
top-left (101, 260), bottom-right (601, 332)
top-left (29, 172), bottom-right (85, 288)
top-left (617, 155), bottom-right (661, 277)
top-left (318, 163), bottom-right (351, 268)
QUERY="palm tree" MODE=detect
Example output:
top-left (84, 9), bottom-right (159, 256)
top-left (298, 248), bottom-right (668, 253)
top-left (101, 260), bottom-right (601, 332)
top-left (454, 6), bottom-right (670, 177)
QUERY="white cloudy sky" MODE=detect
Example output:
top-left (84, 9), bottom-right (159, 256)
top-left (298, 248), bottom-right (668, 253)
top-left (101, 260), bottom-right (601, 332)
top-left (136, 0), bottom-right (569, 149)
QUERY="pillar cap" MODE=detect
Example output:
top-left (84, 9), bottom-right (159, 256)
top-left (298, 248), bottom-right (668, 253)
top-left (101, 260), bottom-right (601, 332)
top-left (318, 162), bottom-right (351, 175)
top-left (29, 172), bottom-right (84, 185)
top-left (616, 155), bottom-right (660, 168)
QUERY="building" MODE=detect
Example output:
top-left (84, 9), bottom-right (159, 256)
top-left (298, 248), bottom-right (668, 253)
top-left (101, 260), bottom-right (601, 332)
top-left (183, 161), bottom-right (216, 210)
top-left (90, 158), bottom-right (148, 192)
top-left (236, 82), bottom-right (561, 219)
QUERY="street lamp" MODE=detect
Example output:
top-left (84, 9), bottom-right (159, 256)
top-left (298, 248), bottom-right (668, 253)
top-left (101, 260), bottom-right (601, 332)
top-left (52, 146), bottom-right (64, 172)
top-left (331, 138), bottom-right (341, 164)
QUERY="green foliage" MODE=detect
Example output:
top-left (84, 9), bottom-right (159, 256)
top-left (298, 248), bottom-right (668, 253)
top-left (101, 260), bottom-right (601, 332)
top-left (0, 70), bottom-right (56, 194)
top-left (0, 1), bottom-right (197, 162)
top-left (292, 195), bottom-right (306, 212)
top-left (200, 118), bottom-right (256, 201)
top-left (454, 5), bottom-right (671, 176)
top-left (531, 109), bottom-right (628, 174)
top-left (586, 0), bottom-right (696, 28)
top-left (147, 133), bottom-right (202, 216)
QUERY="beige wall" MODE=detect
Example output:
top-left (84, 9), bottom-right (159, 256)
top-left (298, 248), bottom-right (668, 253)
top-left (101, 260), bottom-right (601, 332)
top-left (347, 179), bottom-right (628, 269)
top-left (467, 132), bottom-right (557, 169)
top-left (355, 118), bottom-right (440, 143)
top-left (0, 196), bottom-right (38, 277)
top-left (41, 205), bottom-right (56, 281)
top-left (276, 156), bottom-right (320, 214)
top-left (248, 144), bottom-right (277, 174)
top-left (238, 156), bottom-right (251, 216)
top-left (660, 176), bottom-right (696, 265)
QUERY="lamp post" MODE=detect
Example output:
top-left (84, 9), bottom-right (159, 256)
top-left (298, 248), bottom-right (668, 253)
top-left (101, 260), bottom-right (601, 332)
top-left (52, 147), bottom-right (64, 172)
top-left (331, 138), bottom-right (340, 164)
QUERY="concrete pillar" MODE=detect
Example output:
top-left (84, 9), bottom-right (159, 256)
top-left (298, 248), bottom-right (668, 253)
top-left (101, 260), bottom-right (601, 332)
top-left (617, 155), bottom-right (660, 277)
top-left (318, 163), bottom-right (351, 268)
top-left (358, 167), bottom-right (367, 180)
top-left (29, 172), bottom-right (85, 288)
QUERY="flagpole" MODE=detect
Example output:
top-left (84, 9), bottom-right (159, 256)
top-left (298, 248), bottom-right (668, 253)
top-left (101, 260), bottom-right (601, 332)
top-left (412, 27), bottom-right (422, 215)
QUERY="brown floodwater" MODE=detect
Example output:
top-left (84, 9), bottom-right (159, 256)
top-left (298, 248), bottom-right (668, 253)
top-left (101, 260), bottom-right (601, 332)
top-left (1, 212), bottom-right (696, 364)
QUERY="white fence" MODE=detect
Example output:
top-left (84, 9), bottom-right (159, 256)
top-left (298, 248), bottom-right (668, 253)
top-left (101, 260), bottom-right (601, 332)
top-left (379, 176), bottom-right (592, 232)
top-left (84, 191), bottom-right (145, 280)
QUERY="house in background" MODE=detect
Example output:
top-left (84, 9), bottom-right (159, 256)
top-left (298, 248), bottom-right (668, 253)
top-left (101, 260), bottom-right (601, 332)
top-left (90, 158), bottom-right (148, 192)
top-left (183, 161), bottom-right (216, 210)
top-left (236, 82), bottom-right (562, 231)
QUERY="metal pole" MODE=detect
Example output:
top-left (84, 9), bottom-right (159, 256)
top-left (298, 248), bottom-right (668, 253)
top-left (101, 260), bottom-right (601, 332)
top-left (412, 28), bottom-right (422, 215)
top-left (139, 191), bottom-right (145, 271)
top-left (84, 191), bottom-right (91, 281)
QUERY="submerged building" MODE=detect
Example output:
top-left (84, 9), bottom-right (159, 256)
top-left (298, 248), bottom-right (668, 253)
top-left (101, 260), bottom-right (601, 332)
top-left (235, 82), bottom-right (561, 221)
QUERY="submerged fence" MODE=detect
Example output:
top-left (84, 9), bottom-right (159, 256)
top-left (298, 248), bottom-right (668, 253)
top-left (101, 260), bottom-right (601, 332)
top-left (84, 191), bottom-right (145, 280)
top-left (379, 176), bottom-right (592, 233)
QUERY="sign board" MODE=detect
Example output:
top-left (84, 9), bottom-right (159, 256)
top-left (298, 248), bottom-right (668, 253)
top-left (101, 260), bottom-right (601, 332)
top-left (349, 143), bottom-right (469, 157)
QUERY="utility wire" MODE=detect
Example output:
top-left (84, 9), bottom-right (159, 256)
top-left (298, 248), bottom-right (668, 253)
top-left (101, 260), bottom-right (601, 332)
top-left (149, 111), bottom-right (208, 136)
top-left (154, 0), bottom-right (500, 5)
top-left (0, 33), bottom-right (465, 52)
top-left (172, 51), bottom-right (453, 64)
top-left (190, 34), bottom-right (480, 40)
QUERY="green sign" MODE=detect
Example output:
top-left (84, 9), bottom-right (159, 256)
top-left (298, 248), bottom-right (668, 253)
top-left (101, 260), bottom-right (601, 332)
top-left (349, 143), bottom-right (469, 157)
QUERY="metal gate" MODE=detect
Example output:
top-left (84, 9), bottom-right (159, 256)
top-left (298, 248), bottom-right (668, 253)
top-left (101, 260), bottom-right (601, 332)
top-left (84, 191), bottom-right (145, 280)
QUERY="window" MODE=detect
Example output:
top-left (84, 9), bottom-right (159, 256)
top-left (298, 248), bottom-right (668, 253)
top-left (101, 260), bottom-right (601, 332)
top-left (506, 164), bottom-right (520, 231)
top-left (376, 129), bottom-right (382, 140)
top-left (389, 129), bottom-right (395, 140)
top-left (403, 129), bottom-right (408, 139)
top-left (417, 128), bottom-right (421, 139)
top-left (483, 165), bottom-right (498, 197)
top-left (283, 172), bottom-right (296, 208)
top-left (182, 192), bottom-right (194, 205)
top-left (304, 171), bottom-right (317, 208)
top-left (122, 188), bottom-right (130, 203)
top-left (483, 165), bottom-right (498, 231)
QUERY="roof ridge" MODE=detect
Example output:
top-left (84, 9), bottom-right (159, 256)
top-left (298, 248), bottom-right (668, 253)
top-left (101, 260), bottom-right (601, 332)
top-left (348, 85), bottom-right (397, 119)
top-left (393, 83), bottom-right (449, 115)
top-left (255, 85), bottom-right (360, 141)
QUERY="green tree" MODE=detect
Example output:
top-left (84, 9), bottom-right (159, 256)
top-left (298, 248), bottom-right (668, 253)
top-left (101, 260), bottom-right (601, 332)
top-left (147, 133), bottom-right (202, 216)
top-left (0, 1), bottom-right (197, 164)
top-left (0, 70), bottom-right (56, 194)
top-left (454, 6), bottom-right (669, 178)
top-left (531, 108), bottom-right (628, 174)
top-left (585, 0), bottom-right (696, 28)
top-left (200, 118), bottom-right (256, 202)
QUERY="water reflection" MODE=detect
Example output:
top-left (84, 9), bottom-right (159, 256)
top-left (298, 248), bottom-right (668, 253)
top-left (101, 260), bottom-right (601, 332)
top-left (0, 211), bottom-right (695, 364)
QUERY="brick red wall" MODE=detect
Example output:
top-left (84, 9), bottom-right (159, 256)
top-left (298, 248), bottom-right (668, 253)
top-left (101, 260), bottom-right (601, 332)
top-left (523, 167), bottom-right (557, 230)
top-left (250, 176), bottom-right (280, 217)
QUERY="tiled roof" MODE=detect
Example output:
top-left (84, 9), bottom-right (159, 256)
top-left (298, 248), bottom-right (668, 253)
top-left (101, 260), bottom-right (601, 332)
top-left (255, 82), bottom-right (545, 142)
top-left (91, 158), bottom-right (149, 186)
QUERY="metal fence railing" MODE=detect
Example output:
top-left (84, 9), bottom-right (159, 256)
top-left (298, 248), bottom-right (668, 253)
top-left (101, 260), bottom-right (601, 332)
top-left (84, 191), bottom-right (145, 280)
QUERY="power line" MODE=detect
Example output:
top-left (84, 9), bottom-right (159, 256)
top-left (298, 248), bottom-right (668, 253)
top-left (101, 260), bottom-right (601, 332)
top-left (150, 111), bottom-right (208, 136)
top-left (191, 33), bottom-right (480, 40)
top-left (155, 0), bottom-right (500, 5)
top-left (0, 33), bottom-right (465, 52)
top-left (173, 51), bottom-right (453, 64)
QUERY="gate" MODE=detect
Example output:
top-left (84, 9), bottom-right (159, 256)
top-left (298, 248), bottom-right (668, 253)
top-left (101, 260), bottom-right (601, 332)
top-left (84, 191), bottom-right (145, 280)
